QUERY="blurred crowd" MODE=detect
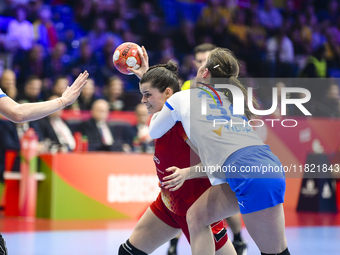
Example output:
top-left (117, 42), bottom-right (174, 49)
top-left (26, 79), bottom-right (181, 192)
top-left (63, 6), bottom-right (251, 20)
top-left (0, 0), bottom-right (339, 160)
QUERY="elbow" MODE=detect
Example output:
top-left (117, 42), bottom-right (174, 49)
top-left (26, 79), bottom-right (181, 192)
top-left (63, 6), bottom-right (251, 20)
top-left (149, 128), bottom-right (161, 139)
top-left (11, 111), bottom-right (25, 123)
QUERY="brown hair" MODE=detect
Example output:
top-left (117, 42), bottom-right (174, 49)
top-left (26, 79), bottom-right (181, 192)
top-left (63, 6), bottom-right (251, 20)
top-left (140, 60), bottom-right (180, 94)
top-left (206, 48), bottom-right (258, 119)
top-left (194, 43), bottom-right (216, 55)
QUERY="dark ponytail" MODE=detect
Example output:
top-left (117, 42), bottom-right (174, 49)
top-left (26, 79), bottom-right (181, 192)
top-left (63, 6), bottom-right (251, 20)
top-left (140, 60), bottom-right (180, 93)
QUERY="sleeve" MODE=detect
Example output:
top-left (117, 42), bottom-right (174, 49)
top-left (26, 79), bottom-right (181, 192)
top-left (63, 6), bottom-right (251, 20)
top-left (148, 92), bottom-right (183, 139)
top-left (0, 88), bottom-right (7, 99)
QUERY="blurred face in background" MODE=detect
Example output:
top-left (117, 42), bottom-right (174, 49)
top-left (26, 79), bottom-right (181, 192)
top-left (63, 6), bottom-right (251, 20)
top-left (16, 7), bottom-right (26, 22)
top-left (81, 78), bottom-right (95, 100)
top-left (25, 78), bottom-right (42, 99)
top-left (107, 78), bottom-right (123, 100)
top-left (52, 42), bottom-right (67, 58)
top-left (92, 99), bottom-right (109, 122)
top-left (80, 43), bottom-right (92, 60)
top-left (30, 44), bottom-right (44, 61)
top-left (53, 78), bottom-right (69, 96)
top-left (327, 84), bottom-right (340, 100)
top-left (135, 104), bottom-right (149, 125)
top-left (0, 70), bottom-right (16, 90)
top-left (194, 51), bottom-right (211, 71)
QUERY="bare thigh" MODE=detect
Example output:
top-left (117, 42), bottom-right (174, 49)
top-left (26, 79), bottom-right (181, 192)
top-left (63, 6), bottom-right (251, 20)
top-left (242, 203), bottom-right (287, 254)
top-left (129, 208), bottom-right (181, 254)
top-left (187, 183), bottom-right (240, 228)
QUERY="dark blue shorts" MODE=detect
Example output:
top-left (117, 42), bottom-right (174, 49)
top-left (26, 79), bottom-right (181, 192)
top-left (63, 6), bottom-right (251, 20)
top-left (223, 145), bottom-right (286, 214)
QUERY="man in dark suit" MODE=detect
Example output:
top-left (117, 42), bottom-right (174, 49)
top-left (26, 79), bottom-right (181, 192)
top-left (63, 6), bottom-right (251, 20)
top-left (37, 96), bottom-right (75, 152)
top-left (80, 99), bottom-right (124, 151)
top-left (124, 103), bottom-right (154, 153)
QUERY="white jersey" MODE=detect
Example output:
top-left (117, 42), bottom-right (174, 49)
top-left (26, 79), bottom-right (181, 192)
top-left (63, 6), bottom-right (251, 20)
top-left (0, 88), bottom-right (6, 98)
top-left (149, 88), bottom-right (264, 184)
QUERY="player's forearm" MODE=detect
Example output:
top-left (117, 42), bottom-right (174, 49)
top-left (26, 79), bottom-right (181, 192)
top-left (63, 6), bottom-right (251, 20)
top-left (7, 98), bottom-right (65, 123)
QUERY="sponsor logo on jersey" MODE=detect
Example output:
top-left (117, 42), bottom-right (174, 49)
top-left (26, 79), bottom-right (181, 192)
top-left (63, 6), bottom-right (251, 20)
top-left (153, 155), bottom-right (160, 164)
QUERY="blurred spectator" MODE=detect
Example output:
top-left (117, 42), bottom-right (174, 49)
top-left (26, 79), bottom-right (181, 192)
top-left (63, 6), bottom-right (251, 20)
top-left (87, 17), bottom-right (113, 52)
top-left (17, 75), bottom-right (43, 102)
top-left (131, 1), bottom-right (157, 36)
top-left (5, 5), bottom-right (34, 51)
top-left (0, 69), bottom-right (17, 100)
top-left (181, 43), bottom-right (216, 90)
top-left (46, 42), bottom-right (70, 79)
top-left (104, 76), bottom-right (125, 111)
top-left (280, 0), bottom-right (297, 22)
top-left (196, 0), bottom-right (230, 41)
top-left (108, 17), bottom-right (127, 44)
top-left (179, 54), bottom-right (196, 82)
top-left (324, 27), bottom-right (340, 69)
top-left (18, 43), bottom-right (49, 83)
top-left (103, 76), bottom-right (139, 111)
top-left (158, 37), bottom-right (178, 64)
top-left (142, 17), bottom-right (162, 55)
top-left (122, 29), bottom-right (138, 45)
top-left (309, 15), bottom-right (327, 51)
top-left (247, 14), bottom-right (267, 76)
top-left (317, 0), bottom-right (339, 24)
top-left (291, 13), bottom-right (312, 56)
top-left (259, 0), bottom-right (283, 33)
top-left (71, 40), bottom-right (101, 85)
top-left (77, 78), bottom-right (97, 110)
top-left (51, 76), bottom-right (69, 97)
top-left (80, 99), bottom-right (124, 151)
top-left (228, 9), bottom-right (248, 46)
top-left (266, 29), bottom-right (295, 77)
top-left (73, 0), bottom-right (94, 30)
top-left (125, 103), bottom-right (154, 153)
top-left (37, 95), bottom-right (76, 152)
top-left (99, 37), bottom-right (122, 83)
top-left (314, 83), bottom-right (340, 117)
top-left (173, 20), bottom-right (196, 56)
top-left (33, 6), bottom-right (58, 49)
top-left (300, 45), bottom-right (327, 78)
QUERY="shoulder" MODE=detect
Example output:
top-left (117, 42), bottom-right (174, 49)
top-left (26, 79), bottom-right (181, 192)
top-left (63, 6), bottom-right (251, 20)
top-left (167, 90), bottom-right (188, 106)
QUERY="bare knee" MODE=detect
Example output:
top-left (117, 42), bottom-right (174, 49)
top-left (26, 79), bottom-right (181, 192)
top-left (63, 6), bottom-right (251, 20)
top-left (187, 204), bottom-right (210, 232)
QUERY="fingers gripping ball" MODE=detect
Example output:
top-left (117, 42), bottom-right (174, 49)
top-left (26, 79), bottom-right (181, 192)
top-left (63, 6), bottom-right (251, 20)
top-left (113, 42), bottom-right (142, 75)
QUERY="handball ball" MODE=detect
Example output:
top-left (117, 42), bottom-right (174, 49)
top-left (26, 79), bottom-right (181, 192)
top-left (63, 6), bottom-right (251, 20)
top-left (113, 42), bottom-right (142, 75)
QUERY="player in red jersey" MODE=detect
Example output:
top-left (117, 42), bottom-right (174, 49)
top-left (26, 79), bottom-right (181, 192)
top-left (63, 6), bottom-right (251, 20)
top-left (118, 50), bottom-right (236, 255)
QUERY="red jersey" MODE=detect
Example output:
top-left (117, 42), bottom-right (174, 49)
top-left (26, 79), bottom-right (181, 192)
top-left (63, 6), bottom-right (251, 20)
top-left (153, 122), bottom-right (211, 216)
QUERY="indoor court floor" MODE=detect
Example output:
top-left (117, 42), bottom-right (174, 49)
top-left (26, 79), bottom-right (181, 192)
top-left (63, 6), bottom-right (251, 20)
top-left (1, 208), bottom-right (340, 255)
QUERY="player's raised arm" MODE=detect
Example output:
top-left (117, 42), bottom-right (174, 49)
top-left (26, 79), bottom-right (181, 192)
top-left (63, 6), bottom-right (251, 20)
top-left (0, 71), bottom-right (89, 123)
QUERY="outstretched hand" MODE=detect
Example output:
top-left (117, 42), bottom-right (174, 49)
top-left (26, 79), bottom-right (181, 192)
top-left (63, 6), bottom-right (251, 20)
top-left (127, 46), bottom-right (149, 79)
top-left (162, 166), bottom-right (189, 192)
top-left (61, 71), bottom-right (89, 106)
